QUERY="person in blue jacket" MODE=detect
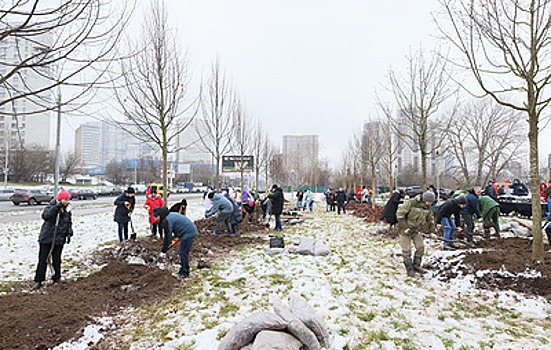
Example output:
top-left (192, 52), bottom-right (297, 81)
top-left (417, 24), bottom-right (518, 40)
top-left (114, 187), bottom-right (136, 243)
top-left (459, 187), bottom-right (482, 242)
top-left (437, 196), bottom-right (467, 249)
top-left (205, 191), bottom-right (234, 236)
top-left (153, 207), bottom-right (198, 279)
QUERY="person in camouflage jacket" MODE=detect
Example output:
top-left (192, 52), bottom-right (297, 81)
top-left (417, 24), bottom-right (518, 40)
top-left (396, 191), bottom-right (436, 277)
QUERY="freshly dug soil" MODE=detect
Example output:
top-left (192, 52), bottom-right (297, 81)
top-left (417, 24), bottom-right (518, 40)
top-left (0, 230), bottom-right (266, 350)
top-left (434, 237), bottom-right (551, 299)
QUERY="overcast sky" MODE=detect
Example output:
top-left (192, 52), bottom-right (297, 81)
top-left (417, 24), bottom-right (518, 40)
top-left (159, 0), bottom-right (441, 162)
top-left (63, 0), bottom-right (551, 168)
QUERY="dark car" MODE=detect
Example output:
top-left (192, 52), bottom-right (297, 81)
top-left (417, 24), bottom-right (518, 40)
top-left (77, 189), bottom-right (97, 200)
top-left (98, 187), bottom-right (122, 196)
top-left (405, 186), bottom-right (423, 198)
top-left (11, 189), bottom-right (53, 206)
top-left (67, 188), bottom-right (79, 200)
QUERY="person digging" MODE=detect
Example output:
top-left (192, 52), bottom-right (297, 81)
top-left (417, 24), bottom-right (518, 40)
top-left (32, 188), bottom-right (74, 289)
top-left (153, 206), bottom-right (198, 279)
top-left (396, 191), bottom-right (436, 277)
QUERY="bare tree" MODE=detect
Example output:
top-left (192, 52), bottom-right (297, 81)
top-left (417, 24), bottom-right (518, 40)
top-left (0, 1), bottom-right (131, 112)
top-left (385, 47), bottom-right (456, 190)
top-left (438, 0), bottom-right (551, 260)
top-left (350, 120), bottom-right (386, 207)
top-left (198, 58), bottom-right (233, 188)
top-left (60, 151), bottom-right (80, 183)
top-left (376, 104), bottom-right (402, 191)
top-left (231, 98), bottom-right (252, 190)
top-left (261, 132), bottom-right (274, 190)
top-left (251, 121), bottom-right (266, 190)
top-left (113, 1), bottom-right (195, 202)
top-left (445, 98), bottom-right (526, 186)
top-left (105, 159), bottom-right (129, 185)
top-left (10, 144), bottom-right (51, 182)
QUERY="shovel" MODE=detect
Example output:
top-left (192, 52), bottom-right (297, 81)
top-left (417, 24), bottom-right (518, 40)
top-left (46, 212), bottom-right (62, 275)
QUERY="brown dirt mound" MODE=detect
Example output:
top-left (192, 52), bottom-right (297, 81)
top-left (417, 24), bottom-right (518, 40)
top-left (434, 237), bottom-right (551, 299)
top-left (346, 202), bottom-right (384, 222)
top-left (0, 231), bottom-right (266, 350)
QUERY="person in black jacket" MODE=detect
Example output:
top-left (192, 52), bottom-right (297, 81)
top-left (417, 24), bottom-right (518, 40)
top-left (437, 197), bottom-right (467, 249)
top-left (268, 184), bottom-right (284, 231)
top-left (32, 188), bottom-right (73, 289)
top-left (169, 198), bottom-right (187, 215)
top-left (114, 187), bottom-right (136, 243)
top-left (380, 189), bottom-right (405, 226)
top-left (483, 180), bottom-right (498, 201)
top-left (335, 188), bottom-right (347, 214)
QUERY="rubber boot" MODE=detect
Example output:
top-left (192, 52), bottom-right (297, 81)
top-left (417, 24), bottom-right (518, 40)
top-left (413, 256), bottom-right (425, 274)
top-left (404, 262), bottom-right (415, 277)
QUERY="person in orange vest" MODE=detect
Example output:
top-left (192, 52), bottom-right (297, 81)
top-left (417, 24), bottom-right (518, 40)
top-left (144, 188), bottom-right (164, 239)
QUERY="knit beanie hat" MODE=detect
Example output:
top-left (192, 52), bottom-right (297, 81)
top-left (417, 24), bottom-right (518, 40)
top-left (126, 186), bottom-right (136, 194)
top-left (57, 188), bottom-right (71, 201)
top-left (422, 191), bottom-right (435, 203)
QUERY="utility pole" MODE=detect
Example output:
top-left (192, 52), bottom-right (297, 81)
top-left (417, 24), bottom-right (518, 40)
top-left (54, 90), bottom-right (61, 197)
top-left (3, 133), bottom-right (8, 189)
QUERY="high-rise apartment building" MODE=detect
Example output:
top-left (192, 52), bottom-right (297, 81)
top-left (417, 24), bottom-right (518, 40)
top-left (282, 135), bottom-right (319, 184)
top-left (0, 34), bottom-right (53, 150)
top-left (75, 121), bottom-right (158, 169)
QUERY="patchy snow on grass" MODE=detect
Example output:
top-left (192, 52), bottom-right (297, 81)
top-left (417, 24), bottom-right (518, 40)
top-left (93, 209), bottom-right (551, 349)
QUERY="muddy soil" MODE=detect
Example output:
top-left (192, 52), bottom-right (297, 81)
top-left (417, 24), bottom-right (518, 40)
top-left (0, 218), bottom-right (267, 350)
top-left (432, 237), bottom-right (551, 299)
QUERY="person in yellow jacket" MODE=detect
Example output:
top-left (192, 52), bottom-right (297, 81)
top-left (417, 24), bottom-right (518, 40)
top-left (396, 191), bottom-right (436, 277)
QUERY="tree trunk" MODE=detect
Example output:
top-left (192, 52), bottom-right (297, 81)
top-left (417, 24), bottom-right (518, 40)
top-left (529, 109), bottom-right (544, 261)
top-left (371, 167), bottom-right (377, 209)
top-left (421, 151), bottom-right (428, 191)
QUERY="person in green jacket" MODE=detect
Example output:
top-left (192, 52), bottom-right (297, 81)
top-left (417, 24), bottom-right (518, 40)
top-left (396, 191), bottom-right (436, 277)
top-left (478, 195), bottom-right (500, 237)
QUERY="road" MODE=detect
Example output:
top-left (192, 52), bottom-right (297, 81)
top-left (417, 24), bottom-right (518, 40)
top-left (0, 193), bottom-right (201, 223)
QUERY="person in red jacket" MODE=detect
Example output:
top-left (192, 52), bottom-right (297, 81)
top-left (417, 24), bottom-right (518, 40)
top-left (144, 189), bottom-right (164, 239)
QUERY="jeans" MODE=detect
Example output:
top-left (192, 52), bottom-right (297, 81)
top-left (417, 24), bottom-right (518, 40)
top-left (441, 217), bottom-right (456, 244)
top-left (117, 222), bottom-right (129, 242)
top-left (215, 212), bottom-right (232, 235)
top-left (274, 214), bottom-right (282, 231)
top-left (178, 235), bottom-right (196, 277)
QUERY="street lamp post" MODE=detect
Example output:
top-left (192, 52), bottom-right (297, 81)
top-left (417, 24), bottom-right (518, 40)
top-left (53, 90), bottom-right (61, 197)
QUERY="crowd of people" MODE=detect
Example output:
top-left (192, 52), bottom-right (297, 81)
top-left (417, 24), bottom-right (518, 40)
top-left (31, 176), bottom-right (551, 287)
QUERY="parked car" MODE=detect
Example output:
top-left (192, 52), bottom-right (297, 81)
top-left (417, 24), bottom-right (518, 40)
top-left (0, 188), bottom-right (14, 201)
top-left (11, 189), bottom-right (53, 205)
top-left (66, 188), bottom-right (79, 200)
top-left (77, 189), bottom-right (98, 200)
top-left (97, 186), bottom-right (122, 196)
top-left (405, 186), bottom-right (423, 198)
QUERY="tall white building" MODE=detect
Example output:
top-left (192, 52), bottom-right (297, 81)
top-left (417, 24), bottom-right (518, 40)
top-left (282, 135), bottom-right (319, 184)
top-left (75, 123), bottom-right (102, 167)
top-left (0, 34), bottom-right (54, 150)
top-left (75, 121), bottom-right (158, 169)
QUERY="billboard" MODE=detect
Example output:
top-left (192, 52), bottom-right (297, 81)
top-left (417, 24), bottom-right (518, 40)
top-left (222, 155), bottom-right (254, 173)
